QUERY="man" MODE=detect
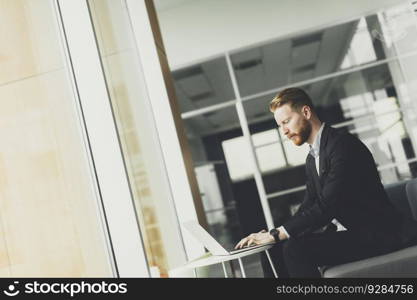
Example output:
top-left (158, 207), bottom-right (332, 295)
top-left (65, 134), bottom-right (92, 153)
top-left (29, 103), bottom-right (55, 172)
top-left (235, 87), bottom-right (417, 277)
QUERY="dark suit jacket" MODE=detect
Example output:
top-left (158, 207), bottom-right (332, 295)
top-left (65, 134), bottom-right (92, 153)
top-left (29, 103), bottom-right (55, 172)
top-left (283, 124), bottom-right (417, 245)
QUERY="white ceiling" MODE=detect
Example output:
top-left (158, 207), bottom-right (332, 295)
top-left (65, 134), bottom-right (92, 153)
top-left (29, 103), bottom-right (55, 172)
top-left (155, 0), bottom-right (405, 69)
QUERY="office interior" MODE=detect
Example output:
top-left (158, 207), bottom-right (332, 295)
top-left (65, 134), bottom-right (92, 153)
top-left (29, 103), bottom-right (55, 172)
top-left (1, 0), bottom-right (417, 277)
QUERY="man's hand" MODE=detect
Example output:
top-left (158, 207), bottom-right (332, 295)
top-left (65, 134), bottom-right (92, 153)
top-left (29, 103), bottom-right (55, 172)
top-left (234, 229), bottom-right (275, 249)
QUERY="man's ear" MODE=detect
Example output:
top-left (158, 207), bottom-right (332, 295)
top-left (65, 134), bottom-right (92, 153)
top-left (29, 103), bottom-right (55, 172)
top-left (301, 105), bottom-right (312, 119)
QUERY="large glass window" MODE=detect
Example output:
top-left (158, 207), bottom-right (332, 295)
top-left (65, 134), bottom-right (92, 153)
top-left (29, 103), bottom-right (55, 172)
top-left (222, 129), bottom-right (308, 181)
top-left (184, 107), bottom-right (244, 246)
top-left (88, 0), bottom-right (186, 277)
top-left (0, 0), bottom-right (113, 276)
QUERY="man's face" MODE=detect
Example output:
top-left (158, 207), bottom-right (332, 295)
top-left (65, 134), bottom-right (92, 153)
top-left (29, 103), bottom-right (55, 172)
top-left (273, 104), bottom-right (312, 146)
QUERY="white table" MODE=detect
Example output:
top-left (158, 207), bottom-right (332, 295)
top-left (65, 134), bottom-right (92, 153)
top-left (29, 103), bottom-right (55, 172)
top-left (172, 244), bottom-right (278, 278)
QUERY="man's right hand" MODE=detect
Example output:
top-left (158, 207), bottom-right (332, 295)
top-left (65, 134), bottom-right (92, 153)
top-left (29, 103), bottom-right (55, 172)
top-left (234, 229), bottom-right (274, 249)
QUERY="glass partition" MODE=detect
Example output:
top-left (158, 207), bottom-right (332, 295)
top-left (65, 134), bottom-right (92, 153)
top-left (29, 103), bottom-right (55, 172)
top-left (172, 2), bottom-right (417, 239)
top-left (164, 1), bottom-right (417, 276)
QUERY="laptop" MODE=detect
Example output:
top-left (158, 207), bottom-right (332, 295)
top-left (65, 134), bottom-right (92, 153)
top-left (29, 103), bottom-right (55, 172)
top-left (182, 220), bottom-right (274, 256)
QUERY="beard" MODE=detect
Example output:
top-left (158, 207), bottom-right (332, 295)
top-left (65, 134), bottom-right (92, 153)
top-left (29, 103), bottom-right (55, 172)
top-left (289, 119), bottom-right (312, 146)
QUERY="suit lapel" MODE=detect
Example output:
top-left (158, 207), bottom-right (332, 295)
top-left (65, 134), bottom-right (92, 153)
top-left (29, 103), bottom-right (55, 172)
top-left (318, 124), bottom-right (331, 183)
top-left (307, 124), bottom-right (332, 195)
top-left (306, 154), bottom-right (315, 176)
top-left (307, 154), bottom-right (322, 195)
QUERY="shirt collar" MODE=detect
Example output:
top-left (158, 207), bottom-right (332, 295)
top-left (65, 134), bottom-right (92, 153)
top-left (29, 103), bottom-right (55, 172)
top-left (309, 123), bottom-right (325, 158)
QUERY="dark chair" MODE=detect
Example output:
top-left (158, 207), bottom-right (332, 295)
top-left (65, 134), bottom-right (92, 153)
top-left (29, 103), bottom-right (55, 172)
top-left (321, 178), bottom-right (417, 277)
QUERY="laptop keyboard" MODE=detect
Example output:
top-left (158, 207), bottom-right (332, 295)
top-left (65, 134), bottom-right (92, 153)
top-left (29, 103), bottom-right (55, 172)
top-left (228, 244), bottom-right (264, 254)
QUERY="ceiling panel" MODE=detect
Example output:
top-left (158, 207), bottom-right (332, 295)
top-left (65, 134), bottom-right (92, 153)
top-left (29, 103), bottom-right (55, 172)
top-left (177, 73), bottom-right (212, 96)
top-left (262, 39), bottom-right (292, 89)
top-left (291, 41), bottom-right (321, 69)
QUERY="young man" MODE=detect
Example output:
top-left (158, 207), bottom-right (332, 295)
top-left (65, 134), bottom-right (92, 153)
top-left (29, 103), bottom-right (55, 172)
top-left (235, 87), bottom-right (417, 277)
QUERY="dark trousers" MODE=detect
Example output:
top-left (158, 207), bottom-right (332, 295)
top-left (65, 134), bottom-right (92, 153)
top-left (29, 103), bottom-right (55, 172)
top-left (261, 230), bottom-right (404, 278)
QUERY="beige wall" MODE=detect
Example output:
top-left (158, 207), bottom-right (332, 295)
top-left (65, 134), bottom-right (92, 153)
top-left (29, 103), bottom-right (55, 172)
top-left (0, 0), bottom-right (112, 276)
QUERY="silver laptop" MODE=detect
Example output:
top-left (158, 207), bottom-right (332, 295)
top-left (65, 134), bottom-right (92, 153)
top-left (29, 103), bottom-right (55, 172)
top-left (182, 221), bottom-right (274, 256)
